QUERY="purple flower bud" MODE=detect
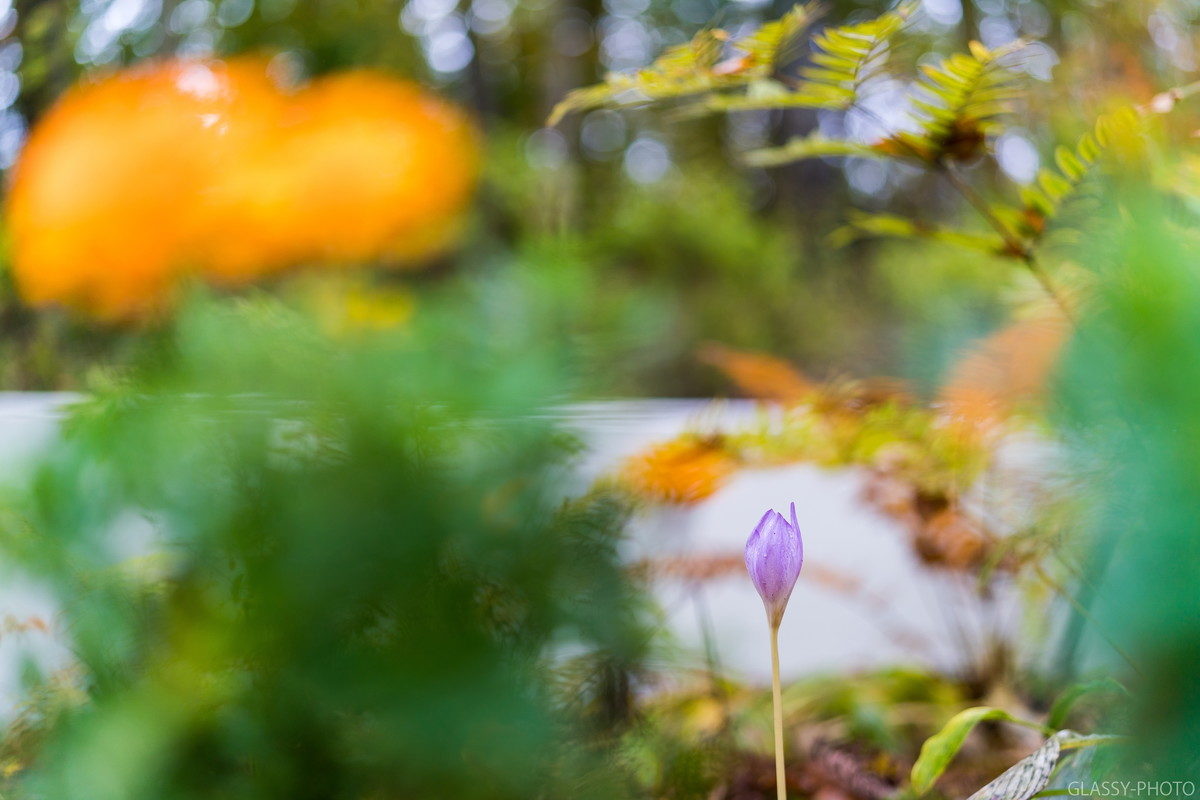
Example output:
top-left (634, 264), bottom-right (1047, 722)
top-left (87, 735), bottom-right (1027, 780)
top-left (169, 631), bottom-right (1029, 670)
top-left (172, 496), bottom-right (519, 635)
top-left (744, 502), bottom-right (804, 627)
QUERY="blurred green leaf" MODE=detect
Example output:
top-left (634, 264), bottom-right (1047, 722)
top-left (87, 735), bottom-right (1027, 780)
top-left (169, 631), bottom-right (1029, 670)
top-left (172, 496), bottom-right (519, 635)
top-left (744, 134), bottom-right (887, 166)
top-left (911, 706), bottom-right (1034, 794)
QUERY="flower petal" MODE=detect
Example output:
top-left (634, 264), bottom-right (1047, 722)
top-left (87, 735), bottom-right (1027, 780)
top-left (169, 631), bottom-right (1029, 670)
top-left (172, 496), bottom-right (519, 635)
top-left (744, 505), bottom-right (804, 625)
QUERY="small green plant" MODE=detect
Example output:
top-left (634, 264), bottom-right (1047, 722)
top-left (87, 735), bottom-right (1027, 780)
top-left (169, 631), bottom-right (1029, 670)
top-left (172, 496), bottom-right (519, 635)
top-left (911, 706), bottom-right (1121, 800)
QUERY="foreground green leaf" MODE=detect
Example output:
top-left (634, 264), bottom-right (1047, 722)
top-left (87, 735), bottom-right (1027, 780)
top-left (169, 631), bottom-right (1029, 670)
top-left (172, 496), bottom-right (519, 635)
top-left (911, 707), bottom-right (1030, 794)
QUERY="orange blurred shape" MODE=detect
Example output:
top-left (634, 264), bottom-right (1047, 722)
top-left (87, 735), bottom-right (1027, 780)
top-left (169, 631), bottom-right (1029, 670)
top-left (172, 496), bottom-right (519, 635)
top-left (619, 438), bottom-right (736, 505)
top-left (699, 343), bottom-right (814, 405)
top-left (203, 70), bottom-right (480, 281)
top-left (938, 312), bottom-right (1070, 430)
top-left (7, 58), bottom-right (479, 320)
top-left (6, 60), bottom-right (279, 318)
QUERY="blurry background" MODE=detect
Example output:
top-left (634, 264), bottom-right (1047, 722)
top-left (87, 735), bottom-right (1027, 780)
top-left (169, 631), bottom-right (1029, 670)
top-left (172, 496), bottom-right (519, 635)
top-left (0, 0), bottom-right (1192, 393)
top-left (0, 0), bottom-right (1194, 798)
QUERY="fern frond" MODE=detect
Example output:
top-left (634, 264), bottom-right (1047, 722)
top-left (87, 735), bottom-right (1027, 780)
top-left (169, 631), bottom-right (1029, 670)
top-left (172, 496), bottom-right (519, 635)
top-left (548, 4), bottom-right (818, 124)
top-left (736, 3), bottom-right (819, 76)
top-left (796, 2), bottom-right (915, 109)
top-left (1015, 107), bottom-right (1140, 225)
top-left (745, 133), bottom-right (888, 166)
top-left (831, 212), bottom-right (1007, 255)
top-left (885, 40), bottom-right (1026, 163)
top-left (549, 30), bottom-right (726, 124)
top-left (703, 2), bottom-right (913, 114)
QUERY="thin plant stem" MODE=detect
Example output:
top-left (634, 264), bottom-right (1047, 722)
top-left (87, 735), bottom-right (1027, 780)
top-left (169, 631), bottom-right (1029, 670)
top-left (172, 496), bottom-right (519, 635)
top-left (770, 623), bottom-right (786, 800)
top-left (848, 102), bottom-right (1077, 323)
top-left (693, 586), bottom-right (733, 740)
top-left (1033, 564), bottom-right (1142, 677)
top-left (939, 164), bottom-right (1077, 323)
top-left (939, 162), bottom-right (1024, 254)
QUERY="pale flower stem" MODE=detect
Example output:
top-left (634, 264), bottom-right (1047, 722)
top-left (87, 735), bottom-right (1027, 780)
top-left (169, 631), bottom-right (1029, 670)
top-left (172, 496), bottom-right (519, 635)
top-left (770, 623), bottom-right (786, 800)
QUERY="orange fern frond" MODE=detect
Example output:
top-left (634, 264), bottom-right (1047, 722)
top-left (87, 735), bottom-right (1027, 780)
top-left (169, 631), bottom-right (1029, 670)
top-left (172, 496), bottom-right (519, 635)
top-left (619, 437), bottom-right (737, 505)
top-left (699, 343), bottom-right (814, 404)
top-left (939, 312), bottom-right (1071, 429)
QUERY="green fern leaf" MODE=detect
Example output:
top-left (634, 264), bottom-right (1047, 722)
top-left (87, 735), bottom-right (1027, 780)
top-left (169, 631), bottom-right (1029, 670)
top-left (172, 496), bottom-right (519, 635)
top-left (548, 82), bottom-right (635, 126)
top-left (549, 4), bottom-right (819, 124)
top-left (893, 40), bottom-right (1026, 163)
top-left (736, 3), bottom-right (819, 75)
top-left (548, 29), bottom-right (729, 124)
top-left (798, 3), bottom-right (915, 108)
top-left (704, 2), bottom-right (914, 114)
top-left (744, 133), bottom-right (889, 166)
top-left (831, 212), bottom-right (1007, 255)
top-left (1015, 107), bottom-right (1141, 228)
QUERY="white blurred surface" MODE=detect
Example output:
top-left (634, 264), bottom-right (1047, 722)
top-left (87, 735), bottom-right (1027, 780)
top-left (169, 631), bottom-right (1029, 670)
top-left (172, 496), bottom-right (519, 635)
top-left (565, 399), bottom-right (1021, 684)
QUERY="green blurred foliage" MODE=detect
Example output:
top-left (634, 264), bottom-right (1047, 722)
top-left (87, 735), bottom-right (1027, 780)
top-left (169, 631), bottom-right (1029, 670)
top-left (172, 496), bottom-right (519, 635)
top-left (1057, 187), bottom-right (1200, 777)
top-left (0, 290), bottom-right (648, 798)
top-left (482, 128), bottom-right (1005, 393)
top-left (483, 132), bottom-right (838, 394)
